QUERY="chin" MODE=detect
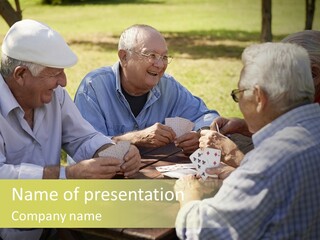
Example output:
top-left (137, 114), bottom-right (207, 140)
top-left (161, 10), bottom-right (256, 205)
top-left (41, 97), bottom-right (53, 105)
top-left (148, 78), bottom-right (160, 87)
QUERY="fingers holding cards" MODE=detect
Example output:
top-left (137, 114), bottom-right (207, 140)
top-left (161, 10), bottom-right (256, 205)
top-left (165, 117), bottom-right (194, 138)
top-left (189, 147), bottom-right (221, 180)
top-left (98, 141), bottom-right (131, 165)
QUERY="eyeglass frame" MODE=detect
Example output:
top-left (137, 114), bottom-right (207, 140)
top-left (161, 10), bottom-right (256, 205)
top-left (231, 88), bottom-right (249, 102)
top-left (128, 50), bottom-right (173, 64)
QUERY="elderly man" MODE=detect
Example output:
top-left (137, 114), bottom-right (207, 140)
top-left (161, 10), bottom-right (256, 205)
top-left (203, 30), bottom-right (320, 179)
top-left (175, 42), bottom-right (320, 239)
top-left (73, 24), bottom-right (219, 155)
top-left (0, 19), bottom-right (140, 239)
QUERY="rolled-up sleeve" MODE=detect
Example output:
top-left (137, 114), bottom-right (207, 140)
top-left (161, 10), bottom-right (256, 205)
top-left (59, 88), bottom-right (113, 161)
top-left (161, 76), bottom-right (219, 130)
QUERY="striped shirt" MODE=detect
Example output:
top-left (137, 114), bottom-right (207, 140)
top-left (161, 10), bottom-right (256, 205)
top-left (176, 103), bottom-right (320, 239)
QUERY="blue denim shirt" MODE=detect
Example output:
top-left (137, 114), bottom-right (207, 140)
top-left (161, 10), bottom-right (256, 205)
top-left (74, 62), bottom-right (219, 138)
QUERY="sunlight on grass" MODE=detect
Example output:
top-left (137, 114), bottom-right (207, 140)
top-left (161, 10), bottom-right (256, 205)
top-left (1, 0), bottom-right (320, 118)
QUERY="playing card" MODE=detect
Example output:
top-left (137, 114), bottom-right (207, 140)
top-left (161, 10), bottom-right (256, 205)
top-left (189, 149), bottom-right (205, 174)
top-left (189, 148), bottom-right (203, 165)
top-left (189, 148), bottom-right (221, 180)
top-left (156, 165), bottom-right (179, 172)
top-left (98, 141), bottom-right (131, 164)
top-left (200, 148), bottom-right (221, 170)
top-left (156, 164), bottom-right (197, 178)
top-left (165, 117), bottom-right (194, 137)
top-left (200, 148), bottom-right (221, 180)
top-left (162, 168), bottom-right (198, 179)
top-left (156, 163), bottom-right (195, 173)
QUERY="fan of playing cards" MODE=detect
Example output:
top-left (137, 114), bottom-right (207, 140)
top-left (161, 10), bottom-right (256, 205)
top-left (155, 148), bottom-right (221, 180)
top-left (189, 148), bottom-right (221, 180)
top-left (165, 117), bottom-right (194, 137)
top-left (98, 141), bottom-right (131, 164)
top-left (156, 164), bottom-right (198, 179)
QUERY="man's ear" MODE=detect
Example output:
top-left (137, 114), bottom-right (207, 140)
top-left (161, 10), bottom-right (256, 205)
top-left (118, 49), bottom-right (128, 66)
top-left (254, 85), bottom-right (268, 113)
top-left (12, 66), bottom-right (28, 86)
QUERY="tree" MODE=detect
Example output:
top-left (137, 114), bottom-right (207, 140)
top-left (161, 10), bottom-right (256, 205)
top-left (305, 0), bottom-right (316, 30)
top-left (0, 0), bottom-right (22, 27)
top-left (261, 0), bottom-right (272, 42)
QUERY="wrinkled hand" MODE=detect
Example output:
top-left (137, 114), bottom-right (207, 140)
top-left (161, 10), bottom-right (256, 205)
top-left (174, 175), bottom-right (202, 207)
top-left (210, 117), bottom-right (251, 137)
top-left (133, 123), bottom-right (176, 147)
top-left (66, 157), bottom-right (121, 179)
top-left (120, 145), bottom-right (141, 177)
top-left (175, 131), bottom-right (200, 155)
top-left (174, 175), bottom-right (221, 207)
top-left (205, 162), bottom-right (235, 180)
top-left (200, 130), bottom-right (244, 168)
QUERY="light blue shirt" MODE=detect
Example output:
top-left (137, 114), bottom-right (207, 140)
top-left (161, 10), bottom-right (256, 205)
top-left (0, 75), bottom-right (112, 179)
top-left (176, 103), bottom-right (320, 239)
top-left (74, 62), bottom-right (219, 138)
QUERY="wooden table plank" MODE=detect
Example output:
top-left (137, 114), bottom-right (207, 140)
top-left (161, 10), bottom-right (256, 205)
top-left (69, 227), bottom-right (178, 240)
top-left (68, 144), bottom-right (203, 239)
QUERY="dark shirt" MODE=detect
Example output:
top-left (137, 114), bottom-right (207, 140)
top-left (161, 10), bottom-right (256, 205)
top-left (121, 86), bottom-right (148, 117)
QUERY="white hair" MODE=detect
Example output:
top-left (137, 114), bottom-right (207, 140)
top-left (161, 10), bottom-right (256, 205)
top-left (0, 54), bottom-right (45, 78)
top-left (239, 42), bottom-right (314, 111)
top-left (281, 30), bottom-right (320, 67)
top-left (118, 24), bottom-right (160, 51)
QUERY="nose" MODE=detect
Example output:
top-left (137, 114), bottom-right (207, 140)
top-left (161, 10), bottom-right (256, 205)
top-left (57, 71), bottom-right (67, 87)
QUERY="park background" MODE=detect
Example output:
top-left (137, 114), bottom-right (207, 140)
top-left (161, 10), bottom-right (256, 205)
top-left (1, 0), bottom-right (320, 118)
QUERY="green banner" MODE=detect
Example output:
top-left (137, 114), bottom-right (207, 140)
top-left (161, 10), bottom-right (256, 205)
top-left (0, 179), bottom-right (181, 228)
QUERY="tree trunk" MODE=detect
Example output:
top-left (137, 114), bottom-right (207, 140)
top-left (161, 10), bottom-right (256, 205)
top-left (261, 0), bottom-right (272, 42)
top-left (0, 0), bottom-right (22, 27)
top-left (305, 0), bottom-right (316, 30)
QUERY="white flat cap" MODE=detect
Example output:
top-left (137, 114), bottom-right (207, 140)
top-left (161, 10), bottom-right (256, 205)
top-left (1, 19), bottom-right (78, 68)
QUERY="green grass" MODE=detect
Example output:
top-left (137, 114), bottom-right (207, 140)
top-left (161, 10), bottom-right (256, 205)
top-left (1, 0), bottom-right (320, 118)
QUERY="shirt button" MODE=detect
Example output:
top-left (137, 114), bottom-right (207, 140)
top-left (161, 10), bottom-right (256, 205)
top-left (134, 124), bottom-right (138, 129)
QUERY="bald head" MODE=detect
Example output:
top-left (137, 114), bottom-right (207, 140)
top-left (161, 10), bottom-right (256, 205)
top-left (118, 24), bottom-right (166, 51)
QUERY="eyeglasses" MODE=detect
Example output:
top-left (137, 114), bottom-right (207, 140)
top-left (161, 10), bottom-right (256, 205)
top-left (130, 50), bottom-right (173, 64)
top-left (231, 89), bottom-right (249, 102)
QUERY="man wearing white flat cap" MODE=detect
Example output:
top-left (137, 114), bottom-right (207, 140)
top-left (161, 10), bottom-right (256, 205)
top-left (0, 19), bottom-right (141, 239)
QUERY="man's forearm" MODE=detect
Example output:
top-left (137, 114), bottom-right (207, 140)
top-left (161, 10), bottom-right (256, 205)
top-left (112, 131), bottom-right (142, 146)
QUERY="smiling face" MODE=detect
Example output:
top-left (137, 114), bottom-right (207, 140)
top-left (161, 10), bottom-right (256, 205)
top-left (12, 66), bottom-right (66, 111)
top-left (119, 28), bottom-right (168, 96)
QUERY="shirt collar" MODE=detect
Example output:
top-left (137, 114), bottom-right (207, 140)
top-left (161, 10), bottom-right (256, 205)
top-left (113, 61), bottom-right (122, 92)
top-left (0, 74), bottom-right (23, 117)
top-left (113, 61), bottom-right (161, 98)
top-left (252, 103), bottom-right (320, 147)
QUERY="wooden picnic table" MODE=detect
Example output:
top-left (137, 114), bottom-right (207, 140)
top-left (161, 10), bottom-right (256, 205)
top-left (67, 143), bottom-right (222, 240)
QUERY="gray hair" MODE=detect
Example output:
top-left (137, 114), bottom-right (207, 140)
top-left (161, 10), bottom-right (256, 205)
top-left (118, 24), bottom-right (161, 51)
top-left (281, 30), bottom-right (320, 67)
top-left (239, 42), bottom-right (314, 112)
top-left (1, 54), bottom-right (45, 78)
